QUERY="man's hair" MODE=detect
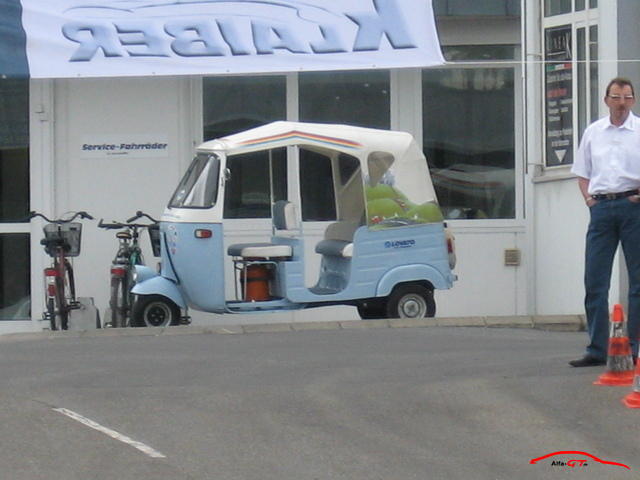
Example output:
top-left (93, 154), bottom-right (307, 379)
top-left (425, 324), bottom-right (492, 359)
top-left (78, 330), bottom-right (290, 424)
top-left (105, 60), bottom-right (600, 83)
top-left (606, 77), bottom-right (635, 97)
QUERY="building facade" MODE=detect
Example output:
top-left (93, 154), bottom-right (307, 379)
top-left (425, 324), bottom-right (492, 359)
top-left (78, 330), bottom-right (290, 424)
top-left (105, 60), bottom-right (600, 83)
top-left (0, 0), bottom-right (636, 332)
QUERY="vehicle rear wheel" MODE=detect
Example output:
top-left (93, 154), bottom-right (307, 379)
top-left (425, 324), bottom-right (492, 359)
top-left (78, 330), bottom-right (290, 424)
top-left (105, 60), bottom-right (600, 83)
top-left (357, 299), bottom-right (386, 320)
top-left (385, 285), bottom-right (435, 319)
top-left (132, 295), bottom-right (180, 327)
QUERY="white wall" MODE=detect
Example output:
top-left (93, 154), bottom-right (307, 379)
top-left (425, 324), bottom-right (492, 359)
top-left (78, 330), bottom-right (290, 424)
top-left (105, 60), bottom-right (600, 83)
top-left (533, 176), bottom-right (621, 315)
top-left (436, 226), bottom-right (527, 316)
top-left (49, 77), bottom-right (193, 316)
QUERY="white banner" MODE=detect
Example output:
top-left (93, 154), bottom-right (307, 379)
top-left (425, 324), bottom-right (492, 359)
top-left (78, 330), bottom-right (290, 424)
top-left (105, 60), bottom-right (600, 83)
top-left (20, 0), bottom-right (444, 78)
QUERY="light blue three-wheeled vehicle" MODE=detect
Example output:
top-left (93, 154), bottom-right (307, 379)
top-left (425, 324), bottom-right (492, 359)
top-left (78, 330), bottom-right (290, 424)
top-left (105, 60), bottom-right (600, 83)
top-left (131, 121), bottom-right (457, 326)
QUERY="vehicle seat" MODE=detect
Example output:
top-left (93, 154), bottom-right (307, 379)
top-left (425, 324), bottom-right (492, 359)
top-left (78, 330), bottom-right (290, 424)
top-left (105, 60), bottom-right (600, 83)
top-left (314, 220), bottom-right (360, 258)
top-left (227, 201), bottom-right (298, 259)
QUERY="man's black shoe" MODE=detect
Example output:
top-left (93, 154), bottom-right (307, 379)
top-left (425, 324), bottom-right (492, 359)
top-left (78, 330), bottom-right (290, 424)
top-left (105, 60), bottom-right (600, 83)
top-left (569, 355), bottom-right (606, 367)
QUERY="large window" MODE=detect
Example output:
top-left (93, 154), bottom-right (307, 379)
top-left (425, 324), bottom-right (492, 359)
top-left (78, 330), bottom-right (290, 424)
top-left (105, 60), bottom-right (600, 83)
top-left (203, 76), bottom-right (287, 219)
top-left (546, 0), bottom-right (597, 16)
top-left (0, 79), bottom-right (29, 222)
top-left (203, 76), bottom-right (286, 141)
top-left (0, 78), bottom-right (30, 320)
top-left (299, 70), bottom-right (390, 129)
top-left (423, 67), bottom-right (516, 219)
top-left (434, 0), bottom-right (520, 16)
top-left (0, 234), bottom-right (30, 320)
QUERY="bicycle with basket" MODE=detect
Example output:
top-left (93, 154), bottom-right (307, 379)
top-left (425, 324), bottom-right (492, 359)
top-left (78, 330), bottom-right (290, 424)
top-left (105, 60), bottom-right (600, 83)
top-left (29, 211), bottom-right (94, 331)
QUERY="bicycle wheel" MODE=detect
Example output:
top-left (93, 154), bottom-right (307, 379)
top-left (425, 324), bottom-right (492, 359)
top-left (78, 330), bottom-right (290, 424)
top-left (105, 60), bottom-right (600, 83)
top-left (46, 297), bottom-right (56, 331)
top-left (122, 276), bottom-right (134, 328)
top-left (65, 259), bottom-right (77, 303)
top-left (110, 276), bottom-right (126, 328)
top-left (55, 274), bottom-right (69, 331)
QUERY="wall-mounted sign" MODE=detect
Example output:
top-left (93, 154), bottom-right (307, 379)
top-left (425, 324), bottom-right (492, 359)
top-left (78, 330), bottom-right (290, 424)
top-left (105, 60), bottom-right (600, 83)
top-left (80, 135), bottom-right (169, 159)
top-left (544, 25), bottom-right (573, 167)
top-left (1, 0), bottom-right (444, 78)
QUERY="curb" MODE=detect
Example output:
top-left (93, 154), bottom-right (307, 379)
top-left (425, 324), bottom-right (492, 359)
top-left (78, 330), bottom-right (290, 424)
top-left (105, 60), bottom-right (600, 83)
top-left (0, 314), bottom-right (586, 342)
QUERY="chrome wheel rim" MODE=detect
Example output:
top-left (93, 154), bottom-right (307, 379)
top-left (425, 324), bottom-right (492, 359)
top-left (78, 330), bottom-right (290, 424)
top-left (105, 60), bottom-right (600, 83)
top-left (143, 302), bottom-right (172, 327)
top-left (398, 294), bottom-right (427, 318)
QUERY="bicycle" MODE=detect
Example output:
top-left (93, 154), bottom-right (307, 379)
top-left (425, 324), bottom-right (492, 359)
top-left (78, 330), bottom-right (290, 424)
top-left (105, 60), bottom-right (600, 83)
top-left (98, 211), bottom-right (159, 328)
top-left (29, 211), bottom-right (94, 331)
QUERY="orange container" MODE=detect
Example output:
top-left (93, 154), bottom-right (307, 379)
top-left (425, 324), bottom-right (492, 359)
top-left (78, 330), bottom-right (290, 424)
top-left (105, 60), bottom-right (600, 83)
top-left (241, 264), bottom-right (271, 302)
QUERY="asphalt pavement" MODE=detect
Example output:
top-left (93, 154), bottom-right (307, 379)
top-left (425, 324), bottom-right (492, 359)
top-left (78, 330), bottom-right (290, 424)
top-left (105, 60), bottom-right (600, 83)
top-left (1, 321), bottom-right (639, 480)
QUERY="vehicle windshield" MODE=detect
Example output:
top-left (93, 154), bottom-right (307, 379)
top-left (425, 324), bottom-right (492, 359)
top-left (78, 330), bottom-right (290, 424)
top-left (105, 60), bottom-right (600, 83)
top-left (169, 153), bottom-right (220, 208)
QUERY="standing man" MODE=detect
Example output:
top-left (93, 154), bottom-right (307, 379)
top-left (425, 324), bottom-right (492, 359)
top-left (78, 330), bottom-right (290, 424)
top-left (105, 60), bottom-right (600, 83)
top-left (570, 77), bottom-right (640, 367)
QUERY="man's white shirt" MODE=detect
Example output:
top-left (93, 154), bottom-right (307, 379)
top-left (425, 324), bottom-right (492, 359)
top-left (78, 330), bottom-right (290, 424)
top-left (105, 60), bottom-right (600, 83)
top-left (572, 112), bottom-right (640, 194)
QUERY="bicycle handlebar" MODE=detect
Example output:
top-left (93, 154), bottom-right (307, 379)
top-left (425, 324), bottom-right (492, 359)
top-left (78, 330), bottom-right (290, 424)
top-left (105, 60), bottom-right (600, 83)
top-left (126, 211), bottom-right (158, 223)
top-left (98, 218), bottom-right (157, 230)
top-left (28, 211), bottom-right (94, 223)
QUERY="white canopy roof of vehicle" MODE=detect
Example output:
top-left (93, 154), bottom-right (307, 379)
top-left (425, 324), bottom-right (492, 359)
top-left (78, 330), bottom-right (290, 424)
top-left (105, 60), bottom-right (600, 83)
top-left (199, 121), bottom-right (439, 206)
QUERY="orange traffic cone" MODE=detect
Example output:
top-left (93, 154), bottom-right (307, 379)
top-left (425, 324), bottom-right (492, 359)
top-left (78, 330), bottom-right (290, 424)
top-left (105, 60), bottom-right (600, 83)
top-left (594, 304), bottom-right (635, 386)
top-left (622, 361), bottom-right (640, 408)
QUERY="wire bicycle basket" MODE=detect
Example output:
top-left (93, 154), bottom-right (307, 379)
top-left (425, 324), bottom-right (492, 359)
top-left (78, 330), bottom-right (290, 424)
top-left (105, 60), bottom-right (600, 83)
top-left (43, 223), bottom-right (82, 257)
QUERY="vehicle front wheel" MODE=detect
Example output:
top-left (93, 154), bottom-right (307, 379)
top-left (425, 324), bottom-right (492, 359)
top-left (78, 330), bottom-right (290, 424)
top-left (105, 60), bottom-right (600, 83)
top-left (132, 295), bottom-right (180, 327)
top-left (385, 285), bottom-right (435, 319)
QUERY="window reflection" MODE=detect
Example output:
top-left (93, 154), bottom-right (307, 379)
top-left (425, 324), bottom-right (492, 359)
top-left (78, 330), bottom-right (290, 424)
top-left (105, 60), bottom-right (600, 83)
top-left (203, 76), bottom-right (287, 219)
top-left (433, 0), bottom-right (520, 16)
top-left (203, 76), bottom-right (286, 140)
top-left (545, 0), bottom-right (571, 16)
top-left (423, 68), bottom-right (515, 219)
top-left (299, 70), bottom-right (390, 129)
top-left (0, 79), bottom-right (29, 223)
top-left (0, 234), bottom-right (30, 320)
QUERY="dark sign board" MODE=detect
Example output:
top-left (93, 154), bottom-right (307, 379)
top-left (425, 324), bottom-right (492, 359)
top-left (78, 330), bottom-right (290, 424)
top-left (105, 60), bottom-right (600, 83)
top-left (544, 25), bottom-right (573, 167)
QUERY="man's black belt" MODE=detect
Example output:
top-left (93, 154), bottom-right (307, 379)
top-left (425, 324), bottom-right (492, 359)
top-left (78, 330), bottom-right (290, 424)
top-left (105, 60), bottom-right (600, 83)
top-left (591, 189), bottom-right (639, 200)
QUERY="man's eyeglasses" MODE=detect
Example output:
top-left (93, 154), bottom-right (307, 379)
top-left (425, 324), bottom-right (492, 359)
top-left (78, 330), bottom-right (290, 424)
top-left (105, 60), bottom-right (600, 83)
top-left (608, 95), bottom-right (635, 101)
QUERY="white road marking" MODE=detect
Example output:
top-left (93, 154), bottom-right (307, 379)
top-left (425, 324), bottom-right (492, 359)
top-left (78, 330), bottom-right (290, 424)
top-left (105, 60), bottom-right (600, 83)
top-left (52, 407), bottom-right (166, 459)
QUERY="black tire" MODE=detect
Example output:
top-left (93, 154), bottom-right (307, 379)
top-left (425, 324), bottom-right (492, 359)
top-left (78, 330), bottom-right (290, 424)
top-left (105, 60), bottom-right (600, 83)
top-left (357, 299), bottom-right (386, 320)
top-left (110, 277), bottom-right (126, 328)
top-left (56, 275), bottom-right (69, 330)
top-left (385, 284), bottom-right (436, 319)
top-left (132, 295), bottom-right (180, 327)
top-left (65, 260), bottom-right (76, 302)
top-left (46, 298), bottom-right (56, 331)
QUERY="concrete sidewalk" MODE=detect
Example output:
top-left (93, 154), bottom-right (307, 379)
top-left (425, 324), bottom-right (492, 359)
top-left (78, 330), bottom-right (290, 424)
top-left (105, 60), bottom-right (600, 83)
top-left (0, 314), bottom-right (585, 342)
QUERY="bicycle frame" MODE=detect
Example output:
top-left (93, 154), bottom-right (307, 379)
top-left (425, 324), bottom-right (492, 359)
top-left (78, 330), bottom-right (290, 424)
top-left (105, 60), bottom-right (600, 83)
top-left (99, 211), bottom-right (158, 328)
top-left (43, 250), bottom-right (75, 330)
top-left (30, 211), bottom-right (93, 330)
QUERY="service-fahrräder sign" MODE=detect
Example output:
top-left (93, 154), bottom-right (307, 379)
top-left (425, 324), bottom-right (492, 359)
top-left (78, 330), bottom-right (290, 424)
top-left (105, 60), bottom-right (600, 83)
top-left (0, 0), bottom-right (444, 78)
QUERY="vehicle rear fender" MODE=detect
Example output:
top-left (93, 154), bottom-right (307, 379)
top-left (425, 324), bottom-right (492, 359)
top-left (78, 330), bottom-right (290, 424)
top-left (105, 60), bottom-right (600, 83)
top-left (376, 264), bottom-right (449, 297)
